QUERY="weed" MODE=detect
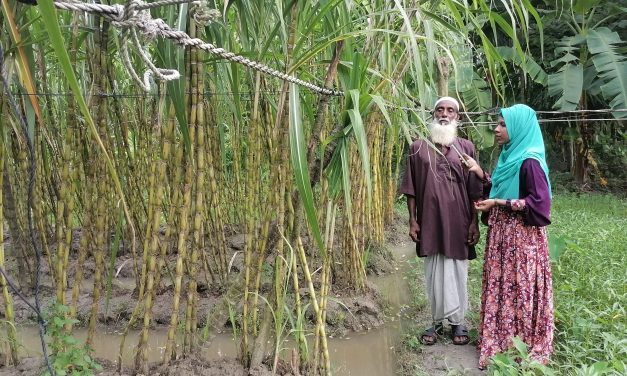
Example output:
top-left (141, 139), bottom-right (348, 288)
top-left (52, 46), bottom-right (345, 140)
top-left (488, 337), bottom-right (556, 375)
top-left (44, 304), bottom-right (102, 376)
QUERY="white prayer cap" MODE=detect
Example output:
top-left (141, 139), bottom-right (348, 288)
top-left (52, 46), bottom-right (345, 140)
top-left (433, 96), bottom-right (460, 112)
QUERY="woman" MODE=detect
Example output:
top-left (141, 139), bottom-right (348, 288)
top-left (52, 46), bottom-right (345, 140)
top-left (463, 104), bottom-right (554, 369)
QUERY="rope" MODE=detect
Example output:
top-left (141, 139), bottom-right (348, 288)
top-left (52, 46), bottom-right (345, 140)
top-left (51, 0), bottom-right (343, 96)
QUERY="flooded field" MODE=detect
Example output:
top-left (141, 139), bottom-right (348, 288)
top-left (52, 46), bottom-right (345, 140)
top-left (14, 244), bottom-right (417, 375)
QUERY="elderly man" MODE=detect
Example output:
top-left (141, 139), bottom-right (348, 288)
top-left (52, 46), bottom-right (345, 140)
top-left (399, 97), bottom-right (482, 345)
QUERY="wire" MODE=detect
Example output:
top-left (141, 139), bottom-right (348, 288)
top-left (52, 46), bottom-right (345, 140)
top-left (389, 102), bottom-right (627, 116)
top-left (0, 44), bottom-right (55, 376)
top-left (458, 118), bottom-right (626, 127)
top-left (0, 267), bottom-right (46, 321)
top-left (463, 108), bottom-right (627, 115)
top-left (3, 91), bottom-right (627, 119)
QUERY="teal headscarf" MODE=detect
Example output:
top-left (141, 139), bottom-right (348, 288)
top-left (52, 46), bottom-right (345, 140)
top-left (489, 104), bottom-right (551, 200)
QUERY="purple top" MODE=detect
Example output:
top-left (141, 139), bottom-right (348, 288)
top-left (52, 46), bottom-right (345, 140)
top-left (399, 138), bottom-right (483, 260)
top-left (483, 159), bottom-right (551, 226)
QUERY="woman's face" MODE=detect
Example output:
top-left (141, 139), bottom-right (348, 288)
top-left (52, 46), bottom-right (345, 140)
top-left (494, 116), bottom-right (510, 145)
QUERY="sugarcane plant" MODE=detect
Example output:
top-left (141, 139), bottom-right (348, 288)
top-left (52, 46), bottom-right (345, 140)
top-left (0, 0), bottom-right (549, 375)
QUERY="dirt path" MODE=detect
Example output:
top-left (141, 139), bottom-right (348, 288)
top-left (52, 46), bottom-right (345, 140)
top-left (387, 238), bottom-right (485, 375)
top-left (420, 344), bottom-right (484, 375)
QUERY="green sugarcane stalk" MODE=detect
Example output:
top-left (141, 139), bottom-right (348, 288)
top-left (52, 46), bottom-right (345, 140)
top-left (0, 131), bottom-right (19, 366)
top-left (87, 17), bottom-right (115, 347)
top-left (296, 237), bottom-right (330, 375)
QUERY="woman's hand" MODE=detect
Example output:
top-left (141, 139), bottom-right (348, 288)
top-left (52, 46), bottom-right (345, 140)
top-left (474, 199), bottom-right (496, 212)
top-left (461, 153), bottom-right (484, 179)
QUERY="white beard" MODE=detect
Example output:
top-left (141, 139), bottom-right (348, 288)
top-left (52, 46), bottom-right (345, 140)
top-left (428, 119), bottom-right (458, 146)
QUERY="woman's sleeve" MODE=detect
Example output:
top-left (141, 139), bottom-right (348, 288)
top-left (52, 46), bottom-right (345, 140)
top-left (519, 159), bottom-right (551, 226)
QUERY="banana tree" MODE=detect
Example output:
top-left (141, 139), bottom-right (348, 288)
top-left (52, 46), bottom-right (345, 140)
top-left (546, 0), bottom-right (627, 183)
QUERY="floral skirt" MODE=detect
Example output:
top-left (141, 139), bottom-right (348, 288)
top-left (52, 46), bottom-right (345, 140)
top-left (478, 207), bottom-right (554, 368)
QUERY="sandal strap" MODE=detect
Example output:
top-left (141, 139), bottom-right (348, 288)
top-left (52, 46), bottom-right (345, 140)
top-left (434, 322), bottom-right (444, 335)
top-left (423, 326), bottom-right (437, 336)
top-left (452, 324), bottom-right (469, 336)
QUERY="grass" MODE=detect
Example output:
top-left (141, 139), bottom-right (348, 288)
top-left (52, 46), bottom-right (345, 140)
top-left (547, 194), bottom-right (626, 375)
top-left (397, 193), bottom-right (627, 375)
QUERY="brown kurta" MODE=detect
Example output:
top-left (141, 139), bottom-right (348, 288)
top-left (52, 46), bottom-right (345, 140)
top-left (399, 138), bottom-right (482, 260)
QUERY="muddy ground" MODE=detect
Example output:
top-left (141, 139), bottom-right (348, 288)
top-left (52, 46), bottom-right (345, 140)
top-left (0, 356), bottom-right (295, 376)
top-left (2, 226), bottom-right (389, 337)
top-left (0, 212), bottom-right (484, 375)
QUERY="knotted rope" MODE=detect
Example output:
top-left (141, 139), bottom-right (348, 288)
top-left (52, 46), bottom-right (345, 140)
top-left (52, 0), bottom-right (343, 95)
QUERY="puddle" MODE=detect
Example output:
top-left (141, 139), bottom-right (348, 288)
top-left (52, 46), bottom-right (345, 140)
top-left (14, 243), bottom-right (417, 375)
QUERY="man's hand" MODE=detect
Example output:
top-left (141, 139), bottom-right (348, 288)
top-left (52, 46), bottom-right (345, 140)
top-left (409, 220), bottom-right (420, 243)
top-left (466, 222), bottom-right (480, 245)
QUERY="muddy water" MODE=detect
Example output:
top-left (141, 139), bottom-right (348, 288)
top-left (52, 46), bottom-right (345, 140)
top-left (16, 243), bottom-right (417, 375)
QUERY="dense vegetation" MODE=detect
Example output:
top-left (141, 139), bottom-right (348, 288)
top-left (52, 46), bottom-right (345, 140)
top-left (0, 0), bottom-right (625, 375)
top-left (401, 193), bottom-right (627, 375)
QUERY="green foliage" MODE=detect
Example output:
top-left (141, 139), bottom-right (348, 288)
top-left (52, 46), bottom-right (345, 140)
top-left (495, 46), bottom-right (548, 85)
top-left (546, 4), bottom-right (627, 115)
top-left (399, 194), bottom-right (626, 375)
top-left (549, 194), bottom-right (626, 375)
top-left (45, 304), bottom-right (102, 376)
top-left (587, 28), bottom-right (627, 117)
top-left (288, 83), bottom-right (325, 256)
top-left (459, 72), bottom-right (494, 149)
top-left (548, 63), bottom-right (583, 110)
top-left (591, 127), bottom-right (627, 189)
top-left (402, 332), bottom-right (422, 352)
top-left (488, 337), bottom-right (556, 375)
top-left (547, 234), bottom-right (566, 261)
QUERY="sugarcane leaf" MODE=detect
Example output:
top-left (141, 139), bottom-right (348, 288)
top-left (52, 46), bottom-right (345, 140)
top-left (495, 46), bottom-right (547, 84)
top-left (155, 4), bottom-right (189, 150)
top-left (105, 208), bottom-right (124, 315)
top-left (288, 83), bottom-right (325, 256)
top-left (325, 144), bottom-right (344, 198)
top-left (520, 0), bottom-right (544, 57)
top-left (1, 0), bottom-right (43, 126)
top-left (347, 90), bottom-right (372, 203)
top-left (340, 142), bottom-right (352, 223)
top-left (370, 95), bottom-right (392, 127)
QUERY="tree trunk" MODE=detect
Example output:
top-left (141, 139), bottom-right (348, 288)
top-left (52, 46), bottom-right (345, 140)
top-left (573, 97), bottom-right (591, 184)
top-left (436, 57), bottom-right (449, 96)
